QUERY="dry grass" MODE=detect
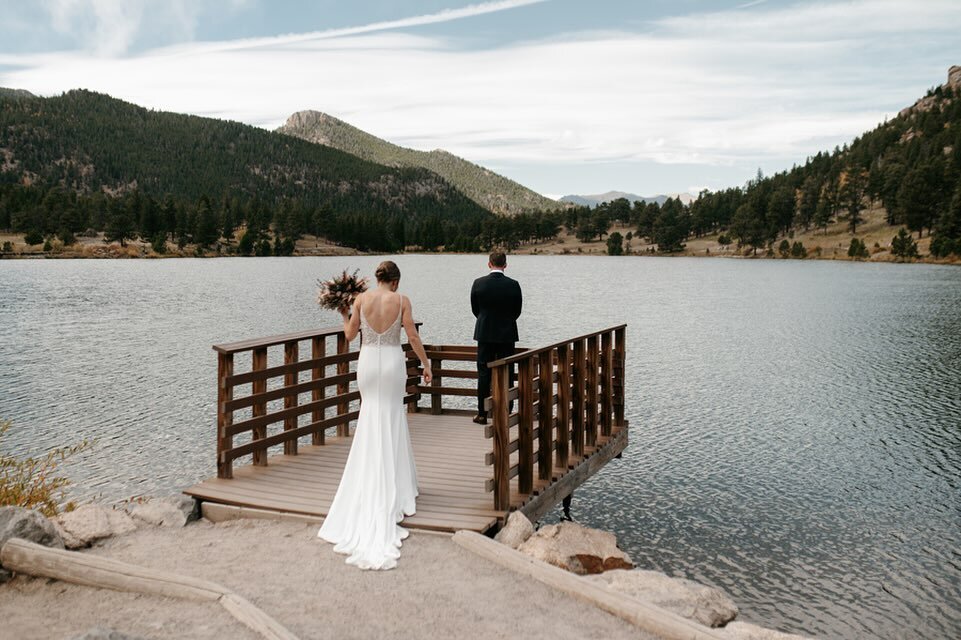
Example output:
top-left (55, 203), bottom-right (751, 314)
top-left (0, 419), bottom-right (93, 516)
top-left (0, 230), bottom-right (360, 258)
top-left (516, 206), bottom-right (959, 264)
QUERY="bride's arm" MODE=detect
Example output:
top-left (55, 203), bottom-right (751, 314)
top-left (401, 296), bottom-right (432, 384)
top-left (340, 295), bottom-right (362, 342)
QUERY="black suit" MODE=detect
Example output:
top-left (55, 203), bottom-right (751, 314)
top-left (471, 271), bottom-right (522, 416)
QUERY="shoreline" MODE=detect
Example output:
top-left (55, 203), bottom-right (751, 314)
top-left (1, 497), bottom-right (809, 640)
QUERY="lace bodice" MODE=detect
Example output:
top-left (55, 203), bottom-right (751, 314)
top-left (360, 302), bottom-right (404, 347)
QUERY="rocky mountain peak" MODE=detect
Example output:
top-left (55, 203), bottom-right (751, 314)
top-left (948, 65), bottom-right (961, 89)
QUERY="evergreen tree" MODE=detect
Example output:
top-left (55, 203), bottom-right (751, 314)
top-left (891, 228), bottom-right (919, 261)
top-left (606, 231), bottom-right (624, 256)
top-left (193, 195), bottom-right (219, 248)
top-left (104, 197), bottom-right (134, 246)
top-left (841, 170), bottom-right (867, 234)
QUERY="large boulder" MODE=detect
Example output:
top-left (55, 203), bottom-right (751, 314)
top-left (494, 511), bottom-right (533, 549)
top-left (717, 621), bottom-right (811, 639)
top-left (55, 504), bottom-right (137, 549)
top-left (0, 506), bottom-right (65, 582)
top-left (127, 495), bottom-right (198, 528)
top-left (585, 568), bottom-right (738, 627)
top-left (516, 521), bottom-right (633, 575)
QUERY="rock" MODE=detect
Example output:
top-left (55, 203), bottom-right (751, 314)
top-left (0, 507), bottom-right (65, 582)
top-left (128, 495), bottom-right (198, 528)
top-left (516, 521), bottom-right (633, 575)
top-left (585, 568), bottom-right (738, 628)
top-left (55, 504), bottom-right (137, 549)
top-left (717, 621), bottom-right (811, 640)
top-left (70, 628), bottom-right (148, 640)
top-left (0, 506), bottom-right (65, 551)
top-left (494, 511), bottom-right (533, 549)
top-left (948, 65), bottom-right (961, 89)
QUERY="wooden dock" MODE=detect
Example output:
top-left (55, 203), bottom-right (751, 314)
top-left (185, 325), bottom-right (628, 534)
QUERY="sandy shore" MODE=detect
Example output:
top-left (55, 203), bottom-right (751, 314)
top-left (1, 518), bottom-right (659, 640)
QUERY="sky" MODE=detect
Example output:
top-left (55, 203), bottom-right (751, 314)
top-left (0, 1), bottom-right (958, 199)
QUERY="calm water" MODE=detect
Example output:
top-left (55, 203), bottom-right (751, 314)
top-left (2, 255), bottom-right (960, 638)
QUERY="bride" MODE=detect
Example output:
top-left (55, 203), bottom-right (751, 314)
top-left (317, 260), bottom-right (432, 570)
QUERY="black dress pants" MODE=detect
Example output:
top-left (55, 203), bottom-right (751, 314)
top-left (476, 341), bottom-right (515, 417)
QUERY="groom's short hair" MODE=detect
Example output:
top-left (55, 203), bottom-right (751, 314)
top-left (489, 251), bottom-right (507, 268)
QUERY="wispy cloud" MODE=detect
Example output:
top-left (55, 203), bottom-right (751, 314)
top-left (0, 0), bottom-right (957, 193)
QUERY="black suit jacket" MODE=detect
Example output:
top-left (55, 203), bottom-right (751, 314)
top-left (471, 272), bottom-right (522, 343)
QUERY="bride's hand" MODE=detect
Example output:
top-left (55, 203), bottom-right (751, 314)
top-left (422, 366), bottom-right (432, 385)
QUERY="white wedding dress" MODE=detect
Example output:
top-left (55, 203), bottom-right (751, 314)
top-left (317, 300), bottom-right (419, 570)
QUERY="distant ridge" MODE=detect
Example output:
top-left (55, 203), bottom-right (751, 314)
top-left (560, 190), bottom-right (693, 208)
top-left (0, 87), bottom-right (36, 99)
top-left (278, 110), bottom-right (558, 215)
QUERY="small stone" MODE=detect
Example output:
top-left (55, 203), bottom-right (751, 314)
top-left (69, 627), bottom-right (148, 640)
top-left (128, 495), bottom-right (197, 528)
top-left (516, 521), bottom-right (633, 575)
top-left (494, 511), bottom-right (534, 549)
top-left (585, 568), bottom-right (738, 627)
top-left (717, 621), bottom-right (812, 640)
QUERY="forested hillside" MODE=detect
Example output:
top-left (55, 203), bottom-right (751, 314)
top-left (619, 68), bottom-right (961, 259)
top-left (278, 110), bottom-right (558, 215)
top-left (0, 90), bottom-right (494, 252)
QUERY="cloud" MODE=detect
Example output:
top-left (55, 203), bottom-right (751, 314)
top-left (35, 0), bottom-right (251, 56)
top-left (1, 0), bottom-right (958, 189)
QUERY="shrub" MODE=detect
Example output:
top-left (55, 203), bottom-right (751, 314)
top-left (891, 228), bottom-right (919, 261)
top-left (778, 239), bottom-right (791, 258)
top-left (24, 229), bottom-right (43, 245)
top-left (42, 239), bottom-right (52, 252)
top-left (1, 241), bottom-right (11, 252)
top-left (0, 420), bottom-right (93, 517)
top-left (151, 233), bottom-right (167, 254)
top-left (606, 231), bottom-right (624, 256)
top-left (848, 238), bottom-right (869, 259)
top-left (58, 228), bottom-right (77, 246)
top-left (717, 233), bottom-right (731, 246)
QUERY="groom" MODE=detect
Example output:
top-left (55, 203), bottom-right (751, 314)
top-left (471, 251), bottom-right (522, 425)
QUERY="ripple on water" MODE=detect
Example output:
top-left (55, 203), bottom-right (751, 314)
top-left (2, 256), bottom-right (961, 638)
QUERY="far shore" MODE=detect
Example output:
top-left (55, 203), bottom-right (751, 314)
top-left (2, 208), bottom-right (958, 266)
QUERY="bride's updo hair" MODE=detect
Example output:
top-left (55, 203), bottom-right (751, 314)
top-left (375, 260), bottom-right (401, 283)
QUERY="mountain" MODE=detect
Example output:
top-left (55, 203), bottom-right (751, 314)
top-left (0, 89), bottom-right (496, 252)
top-left (277, 110), bottom-right (558, 215)
top-left (0, 87), bottom-right (35, 99)
top-left (560, 190), bottom-right (693, 208)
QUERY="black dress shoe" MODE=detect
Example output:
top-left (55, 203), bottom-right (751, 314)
top-left (472, 415), bottom-right (487, 425)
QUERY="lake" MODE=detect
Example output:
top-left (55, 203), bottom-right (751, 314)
top-left (1, 255), bottom-right (959, 638)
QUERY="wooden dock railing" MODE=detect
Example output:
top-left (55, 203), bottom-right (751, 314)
top-left (214, 325), bottom-right (423, 478)
top-left (213, 323), bottom-right (627, 521)
top-left (485, 325), bottom-right (627, 512)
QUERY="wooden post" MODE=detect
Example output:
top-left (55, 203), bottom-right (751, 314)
top-left (251, 347), bottom-right (268, 466)
top-left (311, 336), bottom-right (326, 445)
top-left (336, 333), bottom-right (350, 437)
top-left (537, 350), bottom-right (554, 481)
top-left (613, 326), bottom-right (626, 427)
top-left (430, 356), bottom-right (442, 415)
top-left (555, 343), bottom-right (571, 469)
top-left (283, 341), bottom-right (299, 455)
top-left (492, 364), bottom-right (511, 511)
top-left (517, 358), bottom-right (534, 496)
top-left (600, 331), bottom-right (613, 438)
top-left (585, 335), bottom-right (599, 448)
top-left (571, 339), bottom-right (585, 457)
top-left (217, 352), bottom-right (234, 479)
